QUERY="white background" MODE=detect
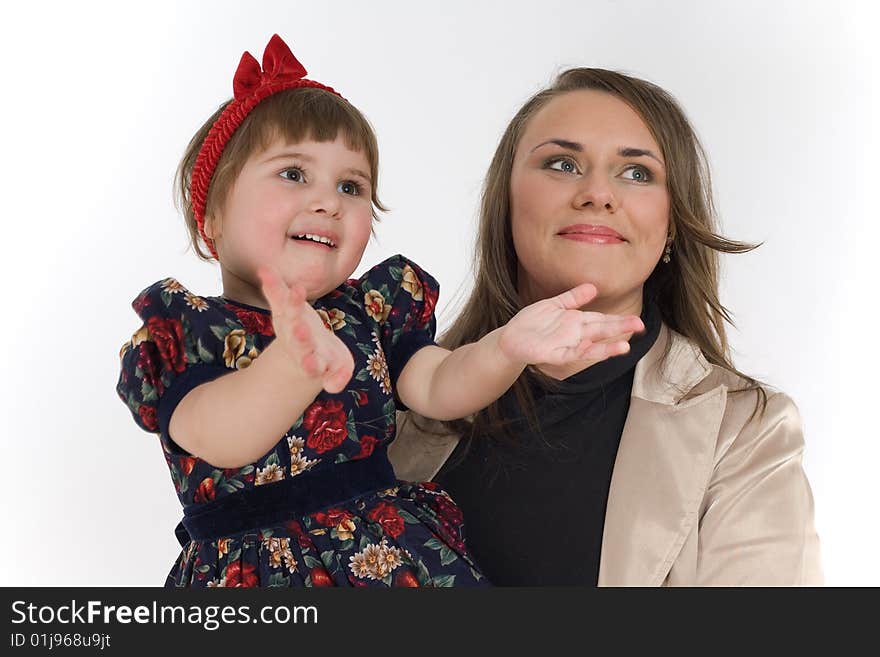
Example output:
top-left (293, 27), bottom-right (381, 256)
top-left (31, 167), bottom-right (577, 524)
top-left (1, 0), bottom-right (877, 585)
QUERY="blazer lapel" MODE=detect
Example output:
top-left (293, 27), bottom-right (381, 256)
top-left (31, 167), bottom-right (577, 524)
top-left (598, 326), bottom-right (726, 586)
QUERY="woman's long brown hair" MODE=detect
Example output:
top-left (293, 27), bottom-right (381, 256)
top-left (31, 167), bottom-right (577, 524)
top-left (433, 68), bottom-right (766, 444)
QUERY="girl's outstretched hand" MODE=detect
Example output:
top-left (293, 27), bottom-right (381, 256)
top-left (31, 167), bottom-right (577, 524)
top-left (257, 267), bottom-right (354, 393)
top-left (498, 283), bottom-right (645, 367)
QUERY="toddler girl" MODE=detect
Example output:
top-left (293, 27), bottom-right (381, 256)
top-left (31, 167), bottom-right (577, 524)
top-left (116, 34), bottom-right (642, 587)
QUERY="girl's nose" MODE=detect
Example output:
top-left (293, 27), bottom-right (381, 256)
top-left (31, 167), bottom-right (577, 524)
top-left (308, 185), bottom-right (342, 218)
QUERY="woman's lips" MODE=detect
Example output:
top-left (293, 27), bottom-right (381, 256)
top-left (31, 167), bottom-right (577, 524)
top-left (558, 224), bottom-right (626, 244)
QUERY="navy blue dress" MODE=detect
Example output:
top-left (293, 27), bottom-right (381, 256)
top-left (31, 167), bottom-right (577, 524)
top-left (117, 255), bottom-right (486, 587)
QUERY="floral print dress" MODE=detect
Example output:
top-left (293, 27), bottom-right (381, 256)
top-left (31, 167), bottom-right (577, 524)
top-left (117, 255), bottom-right (486, 587)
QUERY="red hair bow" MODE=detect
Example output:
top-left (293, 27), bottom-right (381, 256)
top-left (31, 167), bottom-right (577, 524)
top-left (232, 34), bottom-right (308, 100)
top-left (189, 34), bottom-right (342, 260)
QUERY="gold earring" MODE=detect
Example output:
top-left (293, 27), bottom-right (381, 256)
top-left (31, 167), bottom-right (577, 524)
top-left (662, 238), bottom-right (672, 264)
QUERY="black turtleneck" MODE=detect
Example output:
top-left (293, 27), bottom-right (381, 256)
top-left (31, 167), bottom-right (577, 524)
top-left (435, 301), bottom-right (661, 585)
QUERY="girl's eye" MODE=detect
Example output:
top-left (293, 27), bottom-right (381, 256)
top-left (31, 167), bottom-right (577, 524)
top-left (338, 180), bottom-right (363, 196)
top-left (621, 165), bottom-right (653, 183)
top-left (279, 167), bottom-right (305, 182)
top-left (545, 157), bottom-right (579, 174)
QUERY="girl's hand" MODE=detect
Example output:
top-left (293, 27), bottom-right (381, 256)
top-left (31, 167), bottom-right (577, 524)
top-left (257, 267), bottom-right (354, 393)
top-left (497, 283), bottom-right (644, 367)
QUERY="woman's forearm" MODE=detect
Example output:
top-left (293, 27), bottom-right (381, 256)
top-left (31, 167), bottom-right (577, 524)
top-left (168, 341), bottom-right (323, 468)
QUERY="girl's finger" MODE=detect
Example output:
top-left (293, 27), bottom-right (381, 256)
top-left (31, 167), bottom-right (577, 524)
top-left (581, 340), bottom-right (631, 362)
top-left (291, 318), bottom-right (312, 345)
top-left (582, 317), bottom-right (644, 342)
top-left (552, 282), bottom-right (598, 310)
top-left (580, 312), bottom-right (638, 324)
top-left (300, 351), bottom-right (324, 378)
top-left (326, 353), bottom-right (355, 393)
top-left (287, 282), bottom-right (307, 309)
top-left (257, 266), bottom-right (287, 312)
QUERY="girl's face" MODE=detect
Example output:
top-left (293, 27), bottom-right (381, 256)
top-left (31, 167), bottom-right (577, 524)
top-left (509, 90), bottom-right (671, 315)
top-left (206, 135), bottom-right (374, 305)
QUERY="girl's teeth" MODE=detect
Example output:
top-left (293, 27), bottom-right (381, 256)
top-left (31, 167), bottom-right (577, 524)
top-left (293, 233), bottom-right (335, 247)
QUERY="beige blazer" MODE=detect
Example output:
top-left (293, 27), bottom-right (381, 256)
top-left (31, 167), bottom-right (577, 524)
top-left (389, 324), bottom-right (823, 586)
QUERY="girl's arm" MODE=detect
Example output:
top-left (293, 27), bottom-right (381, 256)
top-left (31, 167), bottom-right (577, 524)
top-left (169, 269), bottom-right (354, 468)
top-left (396, 283), bottom-right (644, 421)
top-left (169, 341), bottom-right (323, 468)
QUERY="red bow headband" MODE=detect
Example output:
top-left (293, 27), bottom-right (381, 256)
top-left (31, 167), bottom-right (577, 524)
top-left (190, 34), bottom-right (342, 259)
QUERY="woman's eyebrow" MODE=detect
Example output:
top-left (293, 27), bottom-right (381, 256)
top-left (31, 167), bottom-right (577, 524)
top-left (531, 140), bottom-right (664, 166)
top-left (531, 139), bottom-right (582, 153)
top-left (618, 147), bottom-right (664, 165)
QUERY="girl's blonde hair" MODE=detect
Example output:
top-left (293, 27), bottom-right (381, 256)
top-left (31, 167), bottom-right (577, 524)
top-left (175, 87), bottom-right (386, 260)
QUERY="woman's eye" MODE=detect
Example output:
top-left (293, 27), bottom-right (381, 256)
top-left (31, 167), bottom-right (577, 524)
top-left (546, 158), bottom-right (578, 174)
top-left (621, 165), bottom-right (652, 183)
top-left (338, 180), bottom-right (362, 196)
top-left (280, 167), bottom-right (305, 182)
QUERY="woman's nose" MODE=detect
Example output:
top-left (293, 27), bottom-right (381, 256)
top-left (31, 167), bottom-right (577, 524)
top-left (572, 174), bottom-right (618, 212)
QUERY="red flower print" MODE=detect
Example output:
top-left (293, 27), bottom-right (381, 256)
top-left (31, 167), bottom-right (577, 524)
top-left (367, 501), bottom-right (405, 539)
top-left (136, 342), bottom-right (163, 395)
top-left (285, 520), bottom-right (313, 549)
top-left (432, 494), bottom-right (464, 527)
top-left (133, 293), bottom-right (152, 314)
top-left (313, 508), bottom-right (354, 528)
top-left (302, 399), bottom-right (348, 454)
top-left (194, 477), bottom-right (215, 503)
top-left (225, 561), bottom-right (258, 587)
top-left (418, 283), bottom-right (438, 328)
top-left (355, 435), bottom-right (379, 460)
top-left (429, 494), bottom-right (466, 552)
top-left (146, 315), bottom-right (186, 374)
top-left (138, 405), bottom-right (158, 431)
top-left (355, 390), bottom-right (369, 406)
top-left (179, 456), bottom-right (197, 477)
top-left (226, 305), bottom-right (274, 336)
top-left (394, 570), bottom-right (420, 587)
top-left (310, 567), bottom-right (334, 587)
top-left (420, 481), bottom-right (439, 491)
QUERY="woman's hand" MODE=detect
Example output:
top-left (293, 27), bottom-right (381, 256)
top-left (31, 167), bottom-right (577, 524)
top-left (497, 283), bottom-right (644, 367)
top-left (257, 267), bottom-right (354, 393)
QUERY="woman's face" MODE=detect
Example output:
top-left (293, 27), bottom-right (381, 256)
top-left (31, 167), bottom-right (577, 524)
top-left (509, 90), bottom-right (670, 315)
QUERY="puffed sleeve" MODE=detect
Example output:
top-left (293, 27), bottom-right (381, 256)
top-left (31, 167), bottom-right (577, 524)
top-left (697, 391), bottom-right (823, 585)
top-left (356, 255), bottom-right (440, 395)
top-left (116, 279), bottom-right (229, 453)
